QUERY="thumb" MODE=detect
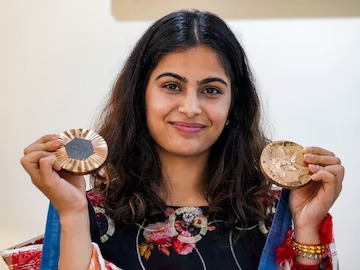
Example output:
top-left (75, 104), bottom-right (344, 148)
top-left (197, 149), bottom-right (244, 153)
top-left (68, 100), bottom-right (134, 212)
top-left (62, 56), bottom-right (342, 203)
top-left (310, 168), bottom-right (337, 205)
top-left (38, 155), bottom-right (61, 190)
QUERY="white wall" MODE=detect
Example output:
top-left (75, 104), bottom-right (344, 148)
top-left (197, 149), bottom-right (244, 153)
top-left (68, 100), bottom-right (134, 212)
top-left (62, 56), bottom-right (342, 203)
top-left (0, 1), bottom-right (359, 269)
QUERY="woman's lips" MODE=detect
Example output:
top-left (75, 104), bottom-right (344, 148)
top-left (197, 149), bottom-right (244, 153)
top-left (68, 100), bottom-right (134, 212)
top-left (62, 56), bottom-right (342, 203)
top-left (170, 121), bottom-right (206, 133)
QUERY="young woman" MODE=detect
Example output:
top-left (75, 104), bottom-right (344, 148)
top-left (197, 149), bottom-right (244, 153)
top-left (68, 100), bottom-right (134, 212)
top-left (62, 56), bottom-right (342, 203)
top-left (20, 10), bottom-right (343, 270)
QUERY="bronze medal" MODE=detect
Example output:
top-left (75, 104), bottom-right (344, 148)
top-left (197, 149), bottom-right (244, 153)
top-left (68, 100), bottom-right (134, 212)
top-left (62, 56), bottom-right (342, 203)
top-left (54, 128), bottom-right (108, 175)
top-left (260, 141), bottom-right (311, 189)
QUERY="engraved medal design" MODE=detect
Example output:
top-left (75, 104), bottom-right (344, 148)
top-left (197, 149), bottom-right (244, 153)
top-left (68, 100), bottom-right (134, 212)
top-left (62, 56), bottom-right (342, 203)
top-left (54, 128), bottom-right (108, 175)
top-left (260, 141), bottom-right (311, 189)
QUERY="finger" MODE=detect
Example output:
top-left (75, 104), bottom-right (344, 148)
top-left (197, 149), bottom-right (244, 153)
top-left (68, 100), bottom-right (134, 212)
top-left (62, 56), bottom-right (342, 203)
top-left (324, 164), bottom-right (344, 196)
top-left (24, 139), bottom-right (62, 155)
top-left (34, 134), bottom-right (59, 144)
top-left (309, 164), bottom-right (344, 181)
top-left (308, 163), bottom-right (322, 174)
top-left (38, 155), bottom-right (61, 188)
top-left (304, 153), bottom-right (341, 166)
top-left (38, 156), bottom-right (87, 211)
top-left (303, 147), bottom-right (335, 156)
top-left (20, 150), bottom-right (54, 173)
top-left (310, 169), bottom-right (338, 202)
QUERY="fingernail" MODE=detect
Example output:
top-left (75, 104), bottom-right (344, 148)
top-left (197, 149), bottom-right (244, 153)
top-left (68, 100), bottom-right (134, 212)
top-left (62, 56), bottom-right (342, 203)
top-left (303, 147), bottom-right (312, 153)
top-left (309, 164), bottom-right (319, 170)
top-left (304, 153), bottom-right (312, 160)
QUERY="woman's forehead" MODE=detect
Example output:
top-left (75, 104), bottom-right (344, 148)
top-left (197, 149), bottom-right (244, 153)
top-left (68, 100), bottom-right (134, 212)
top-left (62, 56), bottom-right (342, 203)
top-left (150, 46), bottom-right (230, 82)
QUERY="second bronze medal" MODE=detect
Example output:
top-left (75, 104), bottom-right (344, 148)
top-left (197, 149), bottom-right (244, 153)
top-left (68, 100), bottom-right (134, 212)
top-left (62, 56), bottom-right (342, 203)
top-left (260, 141), bottom-right (312, 189)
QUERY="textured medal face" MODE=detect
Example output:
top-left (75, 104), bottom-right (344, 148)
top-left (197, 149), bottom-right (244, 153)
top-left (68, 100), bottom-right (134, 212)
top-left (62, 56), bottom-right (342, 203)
top-left (260, 141), bottom-right (312, 189)
top-left (54, 128), bottom-right (108, 175)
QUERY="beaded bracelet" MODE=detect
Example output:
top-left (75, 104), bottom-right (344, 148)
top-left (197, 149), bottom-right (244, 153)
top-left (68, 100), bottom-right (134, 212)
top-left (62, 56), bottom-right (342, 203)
top-left (292, 240), bottom-right (327, 260)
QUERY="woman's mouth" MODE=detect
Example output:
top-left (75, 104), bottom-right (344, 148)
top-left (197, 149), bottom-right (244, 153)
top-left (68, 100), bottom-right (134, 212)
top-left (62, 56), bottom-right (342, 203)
top-left (170, 121), bottom-right (206, 133)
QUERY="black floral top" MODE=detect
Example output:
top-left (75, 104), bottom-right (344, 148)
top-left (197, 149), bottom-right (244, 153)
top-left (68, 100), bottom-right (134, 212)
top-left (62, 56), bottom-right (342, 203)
top-left (87, 191), bottom-right (275, 270)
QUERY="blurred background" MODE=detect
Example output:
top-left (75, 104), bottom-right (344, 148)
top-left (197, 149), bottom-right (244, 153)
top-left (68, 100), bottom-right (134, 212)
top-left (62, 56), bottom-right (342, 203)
top-left (0, 0), bottom-right (359, 269)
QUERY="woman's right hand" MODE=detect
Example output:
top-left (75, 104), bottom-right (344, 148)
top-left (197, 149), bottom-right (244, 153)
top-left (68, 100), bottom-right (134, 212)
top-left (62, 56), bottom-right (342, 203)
top-left (21, 134), bottom-right (93, 269)
top-left (20, 134), bottom-right (88, 217)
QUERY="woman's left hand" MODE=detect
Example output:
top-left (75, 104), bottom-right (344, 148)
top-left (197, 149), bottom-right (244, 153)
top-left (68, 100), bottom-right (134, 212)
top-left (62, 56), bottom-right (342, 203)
top-left (289, 146), bottom-right (344, 233)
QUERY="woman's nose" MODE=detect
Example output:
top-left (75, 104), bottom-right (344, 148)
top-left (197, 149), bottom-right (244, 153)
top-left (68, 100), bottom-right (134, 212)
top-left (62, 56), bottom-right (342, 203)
top-left (178, 92), bottom-right (202, 118)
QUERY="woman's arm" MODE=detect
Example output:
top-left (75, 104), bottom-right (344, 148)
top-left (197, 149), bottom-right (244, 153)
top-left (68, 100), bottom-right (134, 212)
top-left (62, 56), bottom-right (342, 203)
top-left (289, 146), bottom-right (344, 266)
top-left (59, 208), bottom-right (92, 270)
top-left (21, 134), bottom-right (93, 269)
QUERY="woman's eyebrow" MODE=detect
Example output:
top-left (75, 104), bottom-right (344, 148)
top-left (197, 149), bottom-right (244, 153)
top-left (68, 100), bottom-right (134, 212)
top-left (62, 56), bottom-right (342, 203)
top-left (199, 77), bottom-right (228, 87)
top-left (155, 72), bottom-right (187, 82)
top-left (155, 72), bottom-right (228, 87)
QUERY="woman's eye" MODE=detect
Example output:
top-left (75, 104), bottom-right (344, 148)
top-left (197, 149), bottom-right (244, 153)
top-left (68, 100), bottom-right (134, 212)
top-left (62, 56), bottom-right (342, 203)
top-left (203, 87), bottom-right (220, 95)
top-left (164, 83), bottom-right (181, 91)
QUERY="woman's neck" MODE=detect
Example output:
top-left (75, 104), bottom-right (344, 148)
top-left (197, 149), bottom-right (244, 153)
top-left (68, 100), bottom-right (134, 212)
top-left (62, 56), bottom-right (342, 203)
top-left (158, 149), bottom-right (209, 207)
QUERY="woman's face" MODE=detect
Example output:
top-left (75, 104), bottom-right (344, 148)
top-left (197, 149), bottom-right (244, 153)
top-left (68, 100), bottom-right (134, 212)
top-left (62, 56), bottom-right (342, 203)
top-left (145, 45), bottom-right (232, 158)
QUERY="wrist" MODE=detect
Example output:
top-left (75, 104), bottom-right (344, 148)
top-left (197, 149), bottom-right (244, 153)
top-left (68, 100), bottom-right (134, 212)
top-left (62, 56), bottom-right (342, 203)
top-left (60, 208), bottom-right (89, 229)
top-left (59, 208), bottom-right (92, 270)
top-left (293, 227), bottom-right (320, 245)
top-left (292, 215), bottom-right (323, 234)
top-left (276, 214), bottom-right (333, 266)
top-left (293, 213), bottom-right (333, 244)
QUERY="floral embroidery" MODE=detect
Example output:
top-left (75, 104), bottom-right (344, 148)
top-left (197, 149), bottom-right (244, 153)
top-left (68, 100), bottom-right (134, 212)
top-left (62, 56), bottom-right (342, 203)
top-left (87, 190), bottom-right (115, 243)
top-left (139, 242), bottom-right (154, 260)
top-left (139, 207), bottom-right (216, 260)
top-left (87, 190), bottom-right (106, 205)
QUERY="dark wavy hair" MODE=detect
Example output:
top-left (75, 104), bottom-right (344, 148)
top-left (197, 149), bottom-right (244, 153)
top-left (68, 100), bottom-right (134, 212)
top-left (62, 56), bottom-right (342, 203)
top-left (92, 10), bottom-right (271, 228)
